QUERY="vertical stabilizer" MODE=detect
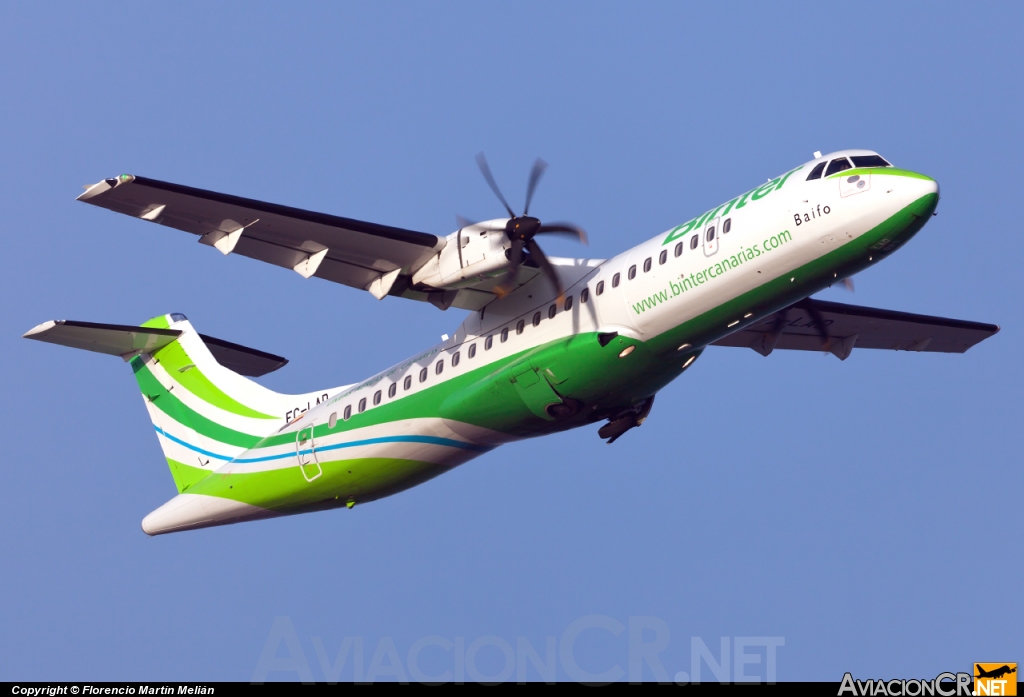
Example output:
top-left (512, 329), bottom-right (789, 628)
top-left (25, 313), bottom-right (350, 493)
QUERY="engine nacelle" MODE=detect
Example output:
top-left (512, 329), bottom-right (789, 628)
top-left (412, 219), bottom-right (514, 290)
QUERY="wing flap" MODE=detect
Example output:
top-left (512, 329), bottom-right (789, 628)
top-left (712, 299), bottom-right (999, 356)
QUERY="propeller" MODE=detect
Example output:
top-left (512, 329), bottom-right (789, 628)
top-left (794, 298), bottom-right (832, 351)
top-left (766, 299), bottom-right (833, 353)
top-left (473, 153), bottom-right (587, 300)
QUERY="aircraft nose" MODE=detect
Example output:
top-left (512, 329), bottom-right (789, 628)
top-left (906, 172), bottom-right (939, 201)
top-left (901, 172), bottom-right (940, 217)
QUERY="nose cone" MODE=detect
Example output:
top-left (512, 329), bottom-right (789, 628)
top-left (904, 171), bottom-right (939, 205)
top-left (142, 493), bottom-right (270, 535)
top-left (901, 172), bottom-right (940, 220)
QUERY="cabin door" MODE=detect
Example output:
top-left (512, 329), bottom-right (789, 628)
top-left (295, 422), bottom-right (323, 482)
top-left (703, 216), bottom-right (720, 257)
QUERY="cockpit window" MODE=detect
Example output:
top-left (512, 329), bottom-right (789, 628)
top-left (850, 155), bottom-right (892, 168)
top-left (806, 162), bottom-right (827, 181)
top-left (825, 157), bottom-right (853, 177)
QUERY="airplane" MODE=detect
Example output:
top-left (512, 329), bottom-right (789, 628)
top-left (976, 665), bottom-right (1016, 680)
top-left (24, 150), bottom-right (999, 535)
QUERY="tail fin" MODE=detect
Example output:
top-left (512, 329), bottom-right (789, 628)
top-left (25, 313), bottom-right (345, 493)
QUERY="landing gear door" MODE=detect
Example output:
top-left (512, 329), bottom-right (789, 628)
top-left (295, 423), bottom-right (322, 482)
top-left (703, 216), bottom-right (720, 257)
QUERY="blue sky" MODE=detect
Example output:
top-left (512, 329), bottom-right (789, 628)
top-left (1, 2), bottom-right (1020, 682)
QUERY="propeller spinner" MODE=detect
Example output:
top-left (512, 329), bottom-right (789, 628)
top-left (473, 153), bottom-right (587, 300)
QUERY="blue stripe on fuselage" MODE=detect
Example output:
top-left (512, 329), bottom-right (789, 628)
top-left (154, 425), bottom-right (492, 463)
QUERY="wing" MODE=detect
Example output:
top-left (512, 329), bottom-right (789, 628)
top-left (711, 299), bottom-right (999, 360)
top-left (78, 174), bottom-right (446, 302)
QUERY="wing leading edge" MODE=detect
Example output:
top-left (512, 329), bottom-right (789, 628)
top-left (711, 298), bottom-right (999, 360)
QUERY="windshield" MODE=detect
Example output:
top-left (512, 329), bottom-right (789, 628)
top-left (825, 157), bottom-right (853, 177)
top-left (850, 155), bottom-right (892, 168)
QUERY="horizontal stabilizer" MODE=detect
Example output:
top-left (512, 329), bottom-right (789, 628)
top-left (24, 319), bottom-right (288, 377)
top-left (195, 333), bottom-right (288, 377)
top-left (23, 320), bottom-right (180, 357)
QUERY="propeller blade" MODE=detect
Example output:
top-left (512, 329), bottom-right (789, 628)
top-left (494, 238), bottom-right (525, 298)
top-left (526, 238), bottom-right (564, 302)
top-left (523, 158), bottom-right (547, 216)
top-left (507, 237), bottom-right (525, 269)
top-left (795, 299), bottom-right (831, 350)
top-left (475, 152), bottom-right (516, 218)
top-left (537, 222), bottom-right (588, 244)
top-left (767, 309), bottom-right (790, 345)
top-left (841, 277), bottom-right (855, 292)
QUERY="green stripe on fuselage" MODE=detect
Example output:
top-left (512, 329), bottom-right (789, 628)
top-left (188, 455), bottom-right (458, 511)
top-left (153, 340), bottom-right (275, 420)
top-left (167, 458), bottom-right (212, 493)
top-left (828, 167), bottom-right (934, 181)
top-left (132, 358), bottom-right (263, 449)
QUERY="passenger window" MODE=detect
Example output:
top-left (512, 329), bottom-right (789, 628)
top-left (404, 375), bottom-right (412, 390)
top-left (674, 242), bottom-right (683, 257)
top-left (825, 157), bottom-right (853, 177)
top-left (628, 265), bottom-right (636, 280)
top-left (452, 351), bottom-right (460, 367)
top-left (435, 359), bottom-right (444, 375)
top-left (612, 272), bottom-right (620, 288)
top-left (419, 367), bottom-right (428, 382)
top-left (643, 258), bottom-right (652, 273)
top-left (516, 319), bottom-right (525, 334)
top-left (581, 288), bottom-right (589, 304)
top-left (723, 218), bottom-right (732, 234)
top-left (500, 327), bottom-right (509, 342)
top-left (548, 303), bottom-right (556, 319)
top-left (485, 335), bottom-right (493, 350)
top-left (706, 227), bottom-right (716, 242)
top-left (690, 235), bottom-right (699, 250)
top-left (343, 405), bottom-right (352, 420)
top-left (533, 311), bottom-right (541, 326)
top-left (806, 161), bottom-right (827, 180)
top-left (659, 250), bottom-right (667, 265)
top-left (564, 295), bottom-right (573, 311)
top-left (388, 382), bottom-right (397, 398)
top-left (328, 412), bottom-right (338, 429)
top-left (468, 343), bottom-right (477, 359)
top-left (851, 155), bottom-right (891, 168)
top-left (373, 390), bottom-right (381, 406)
top-left (358, 397), bottom-right (366, 413)
top-left (596, 280), bottom-right (605, 295)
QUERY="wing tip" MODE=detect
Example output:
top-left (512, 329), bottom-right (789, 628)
top-left (76, 174), bottom-right (135, 202)
top-left (23, 320), bottom-right (60, 339)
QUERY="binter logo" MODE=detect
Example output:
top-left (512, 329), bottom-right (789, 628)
top-left (974, 663), bottom-right (1017, 696)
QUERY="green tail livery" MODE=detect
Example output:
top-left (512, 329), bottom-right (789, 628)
top-left (25, 150), bottom-right (998, 534)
